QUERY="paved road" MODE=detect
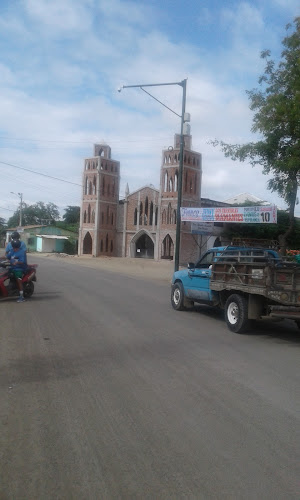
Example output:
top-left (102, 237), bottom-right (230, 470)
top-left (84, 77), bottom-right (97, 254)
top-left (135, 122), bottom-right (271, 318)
top-left (1, 256), bottom-right (299, 499)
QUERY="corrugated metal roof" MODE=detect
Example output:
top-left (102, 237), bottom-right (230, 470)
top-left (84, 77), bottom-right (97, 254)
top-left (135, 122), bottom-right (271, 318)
top-left (37, 235), bottom-right (68, 240)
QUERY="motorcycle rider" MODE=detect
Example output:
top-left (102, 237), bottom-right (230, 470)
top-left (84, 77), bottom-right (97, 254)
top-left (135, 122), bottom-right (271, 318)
top-left (6, 231), bottom-right (27, 263)
top-left (9, 239), bottom-right (27, 303)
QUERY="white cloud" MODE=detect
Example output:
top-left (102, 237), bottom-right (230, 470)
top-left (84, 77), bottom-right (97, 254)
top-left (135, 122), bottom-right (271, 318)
top-left (0, 0), bottom-right (297, 223)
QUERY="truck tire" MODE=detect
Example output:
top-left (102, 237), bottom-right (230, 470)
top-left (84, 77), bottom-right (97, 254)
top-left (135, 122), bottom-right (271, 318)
top-left (225, 294), bottom-right (249, 333)
top-left (171, 282), bottom-right (186, 311)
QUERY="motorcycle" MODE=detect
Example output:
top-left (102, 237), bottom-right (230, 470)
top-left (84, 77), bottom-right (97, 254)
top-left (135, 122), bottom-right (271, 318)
top-left (0, 258), bottom-right (38, 299)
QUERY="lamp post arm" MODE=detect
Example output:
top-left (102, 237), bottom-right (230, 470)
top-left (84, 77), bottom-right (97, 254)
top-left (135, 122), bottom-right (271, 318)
top-left (122, 81), bottom-right (184, 89)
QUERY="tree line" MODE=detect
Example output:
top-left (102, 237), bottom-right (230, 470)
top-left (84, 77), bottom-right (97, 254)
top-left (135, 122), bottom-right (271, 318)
top-left (0, 204), bottom-right (80, 235)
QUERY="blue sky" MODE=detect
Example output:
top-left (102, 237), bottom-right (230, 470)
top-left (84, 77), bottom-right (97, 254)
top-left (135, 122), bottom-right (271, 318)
top-left (0, 0), bottom-right (299, 222)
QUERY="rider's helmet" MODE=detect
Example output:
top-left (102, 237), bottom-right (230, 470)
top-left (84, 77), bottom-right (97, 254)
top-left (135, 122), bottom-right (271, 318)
top-left (11, 231), bottom-right (20, 241)
top-left (11, 239), bottom-right (21, 249)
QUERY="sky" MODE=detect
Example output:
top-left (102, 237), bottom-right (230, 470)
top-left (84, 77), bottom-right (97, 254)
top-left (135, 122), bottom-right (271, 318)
top-left (0, 0), bottom-right (299, 223)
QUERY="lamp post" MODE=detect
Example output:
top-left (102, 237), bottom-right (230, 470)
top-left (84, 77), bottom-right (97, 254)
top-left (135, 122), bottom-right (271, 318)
top-left (119, 79), bottom-right (187, 271)
top-left (10, 192), bottom-right (23, 227)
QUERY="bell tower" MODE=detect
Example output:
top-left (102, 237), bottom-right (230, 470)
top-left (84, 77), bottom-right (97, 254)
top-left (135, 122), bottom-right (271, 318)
top-left (79, 143), bottom-right (120, 256)
top-left (159, 127), bottom-right (202, 263)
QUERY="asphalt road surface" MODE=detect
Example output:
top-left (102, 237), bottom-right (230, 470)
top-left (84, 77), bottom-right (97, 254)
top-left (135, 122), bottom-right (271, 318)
top-left (1, 256), bottom-right (300, 499)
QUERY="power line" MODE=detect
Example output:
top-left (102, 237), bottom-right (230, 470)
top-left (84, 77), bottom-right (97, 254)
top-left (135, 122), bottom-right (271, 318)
top-left (0, 160), bottom-right (82, 187)
top-left (0, 135), bottom-right (170, 145)
top-left (0, 206), bottom-right (14, 212)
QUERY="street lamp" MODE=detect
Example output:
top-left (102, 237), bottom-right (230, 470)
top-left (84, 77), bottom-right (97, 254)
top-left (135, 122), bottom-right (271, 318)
top-left (119, 79), bottom-right (188, 271)
top-left (10, 192), bottom-right (23, 227)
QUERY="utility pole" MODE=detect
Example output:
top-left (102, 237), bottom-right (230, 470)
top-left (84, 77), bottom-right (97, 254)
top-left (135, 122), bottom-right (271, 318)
top-left (119, 79), bottom-right (188, 271)
top-left (10, 192), bottom-right (23, 227)
top-left (19, 193), bottom-right (23, 227)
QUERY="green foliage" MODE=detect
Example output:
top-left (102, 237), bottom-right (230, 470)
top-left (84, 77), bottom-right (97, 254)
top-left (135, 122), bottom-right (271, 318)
top-left (63, 206), bottom-right (80, 224)
top-left (212, 17), bottom-right (300, 252)
top-left (63, 238), bottom-right (78, 255)
top-left (55, 220), bottom-right (79, 234)
top-left (0, 217), bottom-right (6, 236)
top-left (7, 201), bottom-right (60, 227)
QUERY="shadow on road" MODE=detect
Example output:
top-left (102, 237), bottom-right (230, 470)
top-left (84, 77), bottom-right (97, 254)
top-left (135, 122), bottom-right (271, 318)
top-left (188, 304), bottom-right (300, 344)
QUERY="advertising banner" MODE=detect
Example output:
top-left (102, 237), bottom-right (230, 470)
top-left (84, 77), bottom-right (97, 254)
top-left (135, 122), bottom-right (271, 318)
top-left (181, 206), bottom-right (277, 224)
top-left (191, 221), bottom-right (214, 234)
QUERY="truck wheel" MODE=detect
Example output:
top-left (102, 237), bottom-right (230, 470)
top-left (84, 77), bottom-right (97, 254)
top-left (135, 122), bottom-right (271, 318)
top-left (225, 294), bottom-right (249, 333)
top-left (171, 282), bottom-right (186, 311)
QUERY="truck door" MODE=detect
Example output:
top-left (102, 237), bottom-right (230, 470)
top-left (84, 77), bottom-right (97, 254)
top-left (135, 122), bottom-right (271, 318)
top-left (187, 251), bottom-right (215, 302)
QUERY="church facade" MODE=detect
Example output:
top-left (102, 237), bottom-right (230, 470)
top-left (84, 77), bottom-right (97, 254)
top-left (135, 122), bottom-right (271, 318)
top-left (78, 131), bottom-right (204, 264)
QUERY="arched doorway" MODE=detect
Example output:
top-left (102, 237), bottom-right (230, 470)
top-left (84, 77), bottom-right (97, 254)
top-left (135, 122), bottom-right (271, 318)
top-left (83, 232), bottom-right (92, 254)
top-left (161, 234), bottom-right (174, 260)
top-left (131, 231), bottom-right (154, 259)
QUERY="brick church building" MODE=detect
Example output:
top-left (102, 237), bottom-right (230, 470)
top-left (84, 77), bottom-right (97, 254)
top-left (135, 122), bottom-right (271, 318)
top-left (78, 130), bottom-right (205, 264)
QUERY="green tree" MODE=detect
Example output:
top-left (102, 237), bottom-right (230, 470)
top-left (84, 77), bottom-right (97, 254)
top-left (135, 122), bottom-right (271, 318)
top-left (0, 217), bottom-right (6, 235)
top-left (7, 201), bottom-right (60, 227)
top-left (212, 17), bottom-right (300, 254)
top-left (63, 206), bottom-right (80, 224)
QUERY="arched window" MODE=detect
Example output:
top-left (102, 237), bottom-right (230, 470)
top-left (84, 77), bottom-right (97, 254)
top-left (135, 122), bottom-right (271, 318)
top-left (88, 204), bottom-right (91, 223)
top-left (105, 234), bottom-right (108, 252)
top-left (91, 210), bottom-right (95, 223)
top-left (144, 197), bottom-right (148, 225)
top-left (175, 171), bottom-right (178, 192)
top-left (139, 202), bottom-right (143, 225)
top-left (134, 208), bottom-right (137, 225)
top-left (102, 177), bottom-right (105, 195)
top-left (111, 212), bottom-right (114, 225)
top-left (164, 172), bottom-right (168, 192)
top-left (84, 210), bottom-right (87, 223)
top-left (149, 202), bottom-right (153, 225)
top-left (106, 205), bottom-right (109, 224)
top-left (169, 177), bottom-right (173, 192)
top-left (107, 183), bottom-right (110, 196)
top-left (167, 203), bottom-right (172, 224)
top-left (190, 178), bottom-right (193, 192)
top-left (173, 210), bottom-right (176, 224)
top-left (112, 179), bottom-right (115, 196)
top-left (89, 181), bottom-right (92, 195)
top-left (85, 177), bottom-right (88, 195)
top-left (93, 176), bottom-right (96, 194)
top-left (155, 207), bottom-right (158, 225)
top-left (162, 209), bottom-right (166, 224)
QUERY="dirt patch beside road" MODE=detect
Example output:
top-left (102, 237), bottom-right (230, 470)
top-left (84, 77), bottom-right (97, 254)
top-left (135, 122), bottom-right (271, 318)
top-left (29, 253), bottom-right (176, 283)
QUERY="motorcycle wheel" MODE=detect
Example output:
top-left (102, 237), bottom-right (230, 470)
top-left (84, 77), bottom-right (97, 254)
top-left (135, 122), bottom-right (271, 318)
top-left (24, 282), bottom-right (34, 298)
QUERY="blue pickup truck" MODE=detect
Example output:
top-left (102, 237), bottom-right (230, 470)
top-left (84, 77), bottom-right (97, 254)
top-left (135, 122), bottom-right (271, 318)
top-left (171, 246), bottom-right (300, 333)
